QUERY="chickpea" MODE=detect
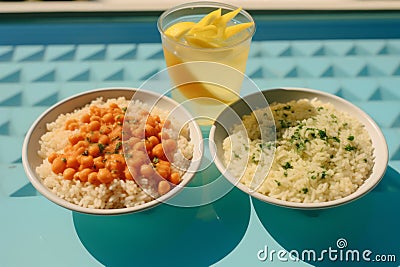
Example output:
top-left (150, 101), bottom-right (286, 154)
top-left (124, 168), bottom-right (134, 180)
top-left (158, 180), bottom-right (171, 195)
top-left (133, 141), bottom-right (146, 152)
top-left (69, 133), bottom-right (83, 145)
top-left (93, 156), bottom-right (105, 169)
top-left (88, 172), bottom-right (100, 185)
top-left (126, 151), bottom-right (147, 168)
top-left (66, 156), bottom-right (80, 169)
top-left (158, 131), bottom-right (169, 141)
top-left (66, 122), bottom-right (79, 131)
top-left (148, 136), bottom-right (160, 147)
top-left (114, 114), bottom-right (124, 124)
top-left (144, 139), bottom-right (153, 152)
top-left (146, 116), bottom-right (156, 127)
top-left (52, 156), bottom-right (67, 174)
top-left (162, 119), bottom-right (171, 129)
top-left (88, 131), bottom-right (100, 143)
top-left (131, 127), bottom-right (145, 139)
top-left (76, 140), bottom-right (89, 148)
top-left (63, 168), bottom-right (76, 180)
top-left (98, 134), bottom-right (110, 145)
top-left (88, 144), bottom-right (100, 157)
top-left (65, 119), bottom-right (78, 130)
top-left (48, 152), bottom-right (58, 164)
top-left (98, 168), bottom-right (113, 184)
top-left (109, 126), bottom-right (122, 141)
top-left (80, 155), bottom-right (94, 169)
top-left (90, 115), bottom-right (101, 122)
top-left (140, 164), bottom-right (154, 178)
top-left (99, 125), bottom-right (112, 135)
top-left (109, 103), bottom-right (119, 109)
top-left (163, 139), bottom-right (177, 152)
top-left (80, 124), bottom-right (89, 133)
top-left (145, 124), bottom-right (157, 138)
top-left (74, 146), bottom-right (86, 156)
top-left (90, 105), bottom-right (100, 116)
top-left (156, 165), bottom-right (170, 179)
top-left (80, 113), bottom-right (91, 123)
top-left (152, 143), bottom-right (166, 160)
top-left (170, 172), bottom-right (181, 185)
top-left (89, 120), bottom-right (101, 131)
top-left (102, 113), bottom-right (114, 124)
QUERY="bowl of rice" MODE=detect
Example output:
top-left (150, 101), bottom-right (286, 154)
top-left (22, 87), bottom-right (203, 215)
top-left (209, 87), bottom-right (388, 209)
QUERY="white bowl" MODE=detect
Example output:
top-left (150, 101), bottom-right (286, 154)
top-left (209, 87), bottom-right (388, 209)
top-left (22, 87), bottom-right (203, 215)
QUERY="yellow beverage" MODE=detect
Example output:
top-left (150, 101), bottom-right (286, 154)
top-left (158, 2), bottom-right (255, 125)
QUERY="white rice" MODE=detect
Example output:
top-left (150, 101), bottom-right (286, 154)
top-left (36, 97), bottom-right (193, 209)
top-left (223, 98), bottom-right (374, 203)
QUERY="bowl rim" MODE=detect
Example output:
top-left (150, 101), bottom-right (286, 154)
top-left (209, 87), bottom-right (389, 209)
top-left (22, 87), bottom-right (203, 215)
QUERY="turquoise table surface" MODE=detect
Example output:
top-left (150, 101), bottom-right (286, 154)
top-left (0, 12), bottom-right (400, 267)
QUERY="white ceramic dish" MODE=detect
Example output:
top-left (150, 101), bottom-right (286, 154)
top-left (209, 87), bottom-right (388, 209)
top-left (22, 87), bottom-right (203, 215)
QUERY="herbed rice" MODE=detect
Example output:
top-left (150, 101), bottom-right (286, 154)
top-left (223, 98), bottom-right (374, 203)
top-left (36, 97), bottom-right (193, 209)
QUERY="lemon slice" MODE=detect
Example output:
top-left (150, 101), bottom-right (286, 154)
top-left (165, 21), bottom-right (196, 40)
top-left (224, 22), bottom-right (254, 39)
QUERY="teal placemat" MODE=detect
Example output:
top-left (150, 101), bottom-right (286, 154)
top-left (0, 40), bottom-right (399, 267)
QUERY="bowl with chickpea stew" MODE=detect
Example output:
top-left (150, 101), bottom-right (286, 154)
top-left (22, 87), bottom-right (203, 215)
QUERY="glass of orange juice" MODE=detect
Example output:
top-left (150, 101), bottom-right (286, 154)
top-left (157, 1), bottom-right (255, 126)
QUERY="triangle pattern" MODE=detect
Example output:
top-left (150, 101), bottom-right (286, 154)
top-left (84, 48), bottom-right (106, 61)
top-left (378, 45), bottom-right (389, 55)
top-left (33, 70), bottom-right (56, 82)
top-left (20, 49), bottom-right (45, 62)
top-left (357, 64), bottom-right (384, 77)
top-left (12, 157), bottom-right (22, 164)
top-left (68, 69), bottom-right (90, 81)
top-left (320, 66), bottom-right (334, 77)
top-left (0, 121), bottom-right (10, 135)
top-left (33, 92), bottom-right (59, 106)
top-left (116, 48), bottom-right (137, 60)
top-left (285, 67), bottom-right (298, 78)
top-left (0, 70), bottom-right (21, 83)
top-left (391, 114), bottom-right (400, 128)
top-left (249, 67), bottom-right (263, 79)
top-left (147, 50), bottom-right (164, 60)
top-left (346, 46), bottom-right (357, 56)
top-left (104, 69), bottom-right (124, 81)
top-left (140, 69), bottom-right (160, 81)
top-left (0, 50), bottom-right (14, 61)
top-left (279, 47), bottom-right (293, 57)
top-left (313, 46), bottom-right (326, 56)
top-left (52, 49), bottom-right (76, 61)
top-left (393, 65), bottom-right (400, 76)
top-left (392, 147), bottom-right (400, 160)
top-left (10, 183), bottom-right (38, 197)
top-left (368, 88), bottom-right (382, 100)
top-left (0, 92), bottom-right (22, 106)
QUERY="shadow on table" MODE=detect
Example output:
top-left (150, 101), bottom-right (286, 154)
top-left (72, 185), bottom-right (250, 267)
top-left (253, 166), bottom-right (400, 266)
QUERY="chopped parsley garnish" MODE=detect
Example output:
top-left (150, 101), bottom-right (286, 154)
top-left (318, 130), bottom-right (327, 140)
top-left (82, 150), bottom-right (89, 156)
top-left (363, 158), bottom-right (368, 163)
top-left (152, 156), bottom-right (159, 164)
top-left (284, 171), bottom-right (288, 177)
top-left (61, 157), bottom-right (67, 163)
top-left (283, 162), bottom-right (293, 170)
top-left (331, 136), bottom-right (340, 143)
top-left (275, 180), bottom-right (281, 186)
top-left (317, 107), bottom-right (324, 111)
top-left (344, 144), bottom-right (356, 151)
top-left (347, 135), bottom-right (354, 141)
top-left (283, 105), bottom-right (291, 110)
top-left (311, 175), bottom-right (316, 180)
top-left (279, 120), bottom-right (289, 128)
top-left (234, 153), bottom-right (241, 159)
top-left (122, 107), bottom-right (127, 112)
top-left (321, 171), bottom-right (327, 179)
top-left (302, 188), bottom-right (309, 194)
top-left (114, 142), bottom-right (122, 153)
top-left (98, 143), bottom-right (105, 153)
